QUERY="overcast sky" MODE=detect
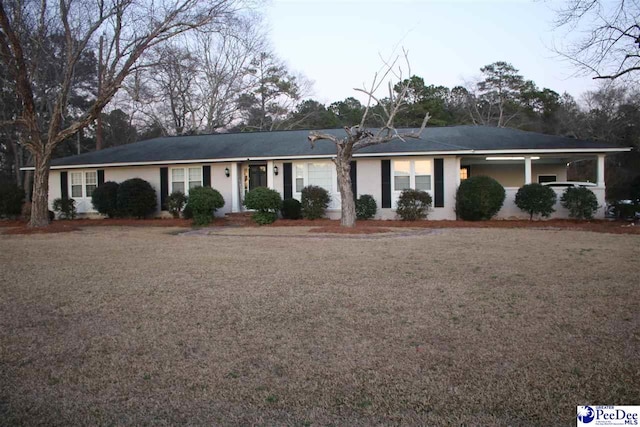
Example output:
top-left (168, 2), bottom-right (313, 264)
top-left (265, 0), bottom-right (599, 104)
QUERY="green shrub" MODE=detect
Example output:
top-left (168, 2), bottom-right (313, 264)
top-left (116, 178), bottom-right (157, 218)
top-left (52, 197), bottom-right (77, 219)
top-left (455, 176), bottom-right (506, 221)
top-left (91, 181), bottom-right (120, 218)
top-left (167, 191), bottom-right (188, 219)
top-left (186, 186), bottom-right (225, 226)
top-left (396, 189), bottom-right (432, 221)
top-left (301, 185), bottom-right (330, 220)
top-left (355, 194), bottom-right (377, 220)
top-left (251, 211), bottom-right (278, 225)
top-left (182, 203), bottom-right (193, 219)
top-left (514, 183), bottom-right (557, 220)
top-left (0, 182), bottom-right (25, 218)
top-left (243, 187), bottom-right (282, 225)
top-left (561, 187), bottom-right (599, 220)
top-left (281, 198), bottom-right (302, 220)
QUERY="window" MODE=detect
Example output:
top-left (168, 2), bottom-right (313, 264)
top-left (188, 167), bottom-right (202, 189)
top-left (295, 164), bottom-right (304, 192)
top-left (70, 170), bottom-right (97, 198)
top-left (414, 160), bottom-right (431, 191)
top-left (85, 171), bottom-right (97, 197)
top-left (308, 163), bottom-right (332, 191)
top-left (171, 168), bottom-right (185, 193)
top-left (71, 172), bottom-right (83, 197)
top-left (393, 159), bottom-right (432, 192)
top-left (171, 167), bottom-right (202, 194)
top-left (460, 166), bottom-right (470, 180)
top-left (294, 162), bottom-right (334, 193)
top-left (394, 161), bottom-right (411, 191)
top-left (538, 175), bottom-right (556, 184)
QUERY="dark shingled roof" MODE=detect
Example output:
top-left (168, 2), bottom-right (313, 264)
top-left (50, 125), bottom-right (627, 167)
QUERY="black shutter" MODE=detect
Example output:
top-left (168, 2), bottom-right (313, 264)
top-left (350, 161), bottom-right (357, 200)
top-left (60, 171), bottom-right (68, 199)
top-left (203, 165), bottom-right (211, 187)
top-left (381, 160), bottom-right (391, 208)
top-left (160, 167), bottom-right (168, 210)
top-left (97, 169), bottom-right (105, 186)
top-left (434, 158), bottom-right (444, 208)
top-left (283, 162), bottom-right (292, 200)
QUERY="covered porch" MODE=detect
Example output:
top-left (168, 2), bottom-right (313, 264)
top-left (457, 154), bottom-right (607, 219)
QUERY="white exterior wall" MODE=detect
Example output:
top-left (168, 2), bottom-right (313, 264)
top-left (356, 159), bottom-right (382, 217)
top-left (496, 187), bottom-right (606, 219)
top-left (106, 165), bottom-right (162, 216)
top-left (49, 163), bottom-right (234, 218)
top-left (48, 171), bottom-right (62, 211)
top-left (212, 163), bottom-right (233, 216)
top-left (46, 154), bottom-right (605, 221)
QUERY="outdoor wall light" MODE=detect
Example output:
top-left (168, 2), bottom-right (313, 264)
top-left (224, 167), bottom-right (230, 177)
top-left (273, 165), bottom-right (279, 176)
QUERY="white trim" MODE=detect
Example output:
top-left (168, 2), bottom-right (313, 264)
top-left (24, 147), bottom-right (632, 171)
top-left (597, 154), bottom-right (606, 187)
top-left (230, 162), bottom-right (239, 213)
top-left (169, 165), bottom-right (203, 195)
top-left (391, 159), bottom-right (433, 208)
top-left (524, 157), bottom-right (532, 184)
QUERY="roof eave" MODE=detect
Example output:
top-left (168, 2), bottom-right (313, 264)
top-left (20, 146), bottom-right (632, 171)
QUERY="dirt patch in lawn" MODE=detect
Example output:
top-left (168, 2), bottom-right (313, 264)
top-left (272, 218), bottom-right (640, 235)
top-left (1, 217), bottom-right (194, 235)
top-left (0, 227), bottom-right (638, 425)
top-left (3, 216), bottom-right (639, 235)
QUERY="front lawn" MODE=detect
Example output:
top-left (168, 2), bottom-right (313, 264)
top-left (0, 227), bottom-right (638, 425)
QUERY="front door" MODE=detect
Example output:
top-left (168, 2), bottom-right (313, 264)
top-left (248, 164), bottom-right (267, 191)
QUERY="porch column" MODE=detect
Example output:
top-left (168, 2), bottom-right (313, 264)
top-left (455, 156), bottom-right (461, 187)
top-left (597, 154), bottom-right (606, 187)
top-left (524, 157), bottom-right (532, 184)
top-left (267, 160), bottom-right (274, 189)
top-left (230, 162), bottom-right (240, 212)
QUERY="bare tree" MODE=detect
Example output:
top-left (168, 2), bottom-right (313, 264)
top-left (554, 0), bottom-right (640, 80)
top-left (308, 50), bottom-right (430, 228)
top-left (0, 0), bottom-right (245, 227)
top-left (198, 17), bottom-right (265, 132)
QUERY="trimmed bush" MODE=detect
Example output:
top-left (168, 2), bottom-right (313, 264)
top-left (182, 203), bottom-right (193, 219)
top-left (356, 194), bottom-right (377, 220)
top-left (281, 198), bottom-right (302, 220)
top-left (251, 211), bottom-right (278, 225)
top-left (186, 186), bottom-right (224, 226)
top-left (0, 182), bottom-right (25, 218)
top-left (52, 197), bottom-right (77, 219)
top-left (301, 185), bottom-right (330, 220)
top-left (455, 176), bottom-right (506, 221)
top-left (243, 187), bottom-right (282, 225)
top-left (91, 181), bottom-right (120, 218)
top-left (116, 178), bottom-right (157, 219)
top-left (514, 183), bottom-right (557, 220)
top-left (561, 187), bottom-right (599, 220)
top-left (167, 191), bottom-right (188, 219)
top-left (396, 189), bottom-right (432, 221)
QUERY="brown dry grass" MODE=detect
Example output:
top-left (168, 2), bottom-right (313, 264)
top-left (0, 227), bottom-right (638, 426)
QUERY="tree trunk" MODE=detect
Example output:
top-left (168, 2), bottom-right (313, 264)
top-left (96, 115), bottom-right (103, 150)
top-left (335, 153), bottom-right (356, 227)
top-left (29, 152), bottom-right (51, 227)
top-left (23, 170), bottom-right (32, 202)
